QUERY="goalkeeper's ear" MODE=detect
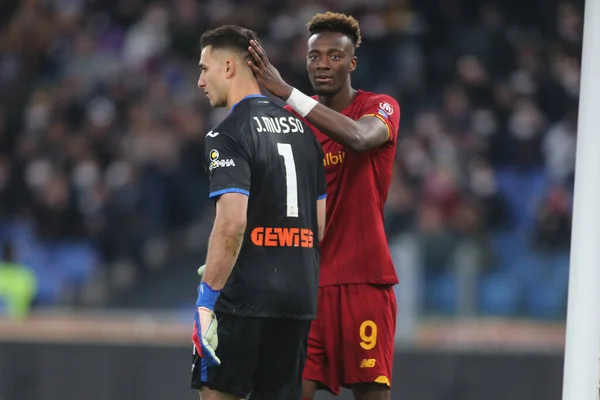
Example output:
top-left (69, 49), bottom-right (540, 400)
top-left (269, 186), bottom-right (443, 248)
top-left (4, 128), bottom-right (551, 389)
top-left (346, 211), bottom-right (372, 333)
top-left (197, 265), bottom-right (206, 278)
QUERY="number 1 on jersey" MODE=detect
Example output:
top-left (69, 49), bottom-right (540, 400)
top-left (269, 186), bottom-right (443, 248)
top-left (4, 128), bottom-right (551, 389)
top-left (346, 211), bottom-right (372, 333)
top-left (277, 143), bottom-right (299, 218)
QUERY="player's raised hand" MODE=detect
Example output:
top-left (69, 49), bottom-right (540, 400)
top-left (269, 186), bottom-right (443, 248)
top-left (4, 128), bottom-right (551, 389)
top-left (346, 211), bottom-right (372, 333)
top-left (247, 40), bottom-right (293, 100)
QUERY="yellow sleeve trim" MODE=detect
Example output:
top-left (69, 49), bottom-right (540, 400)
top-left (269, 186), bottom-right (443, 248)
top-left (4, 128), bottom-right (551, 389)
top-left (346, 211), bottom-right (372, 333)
top-left (360, 113), bottom-right (391, 141)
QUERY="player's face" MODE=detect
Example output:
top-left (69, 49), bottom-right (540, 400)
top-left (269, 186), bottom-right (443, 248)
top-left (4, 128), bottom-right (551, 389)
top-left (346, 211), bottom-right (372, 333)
top-left (198, 46), bottom-right (229, 107)
top-left (306, 32), bottom-right (357, 96)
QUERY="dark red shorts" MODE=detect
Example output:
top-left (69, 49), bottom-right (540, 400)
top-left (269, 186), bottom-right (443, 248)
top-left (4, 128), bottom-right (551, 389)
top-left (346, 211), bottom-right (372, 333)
top-left (302, 284), bottom-right (397, 395)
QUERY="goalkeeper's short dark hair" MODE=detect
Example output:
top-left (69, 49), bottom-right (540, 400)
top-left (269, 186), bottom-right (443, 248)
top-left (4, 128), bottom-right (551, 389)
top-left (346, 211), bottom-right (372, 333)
top-left (200, 25), bottom-right (260, 60)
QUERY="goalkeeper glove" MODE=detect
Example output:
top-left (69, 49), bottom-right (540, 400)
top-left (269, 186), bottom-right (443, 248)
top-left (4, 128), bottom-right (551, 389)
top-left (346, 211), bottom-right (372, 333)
top-left (192, 280), bottom-right (221, 366)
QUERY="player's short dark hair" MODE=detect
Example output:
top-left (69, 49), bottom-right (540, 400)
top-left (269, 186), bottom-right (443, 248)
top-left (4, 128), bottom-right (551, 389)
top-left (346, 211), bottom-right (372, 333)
top-left (306, 12), bottom-right (362, 48)
top-left (200, 25), bottom-right (259, 60)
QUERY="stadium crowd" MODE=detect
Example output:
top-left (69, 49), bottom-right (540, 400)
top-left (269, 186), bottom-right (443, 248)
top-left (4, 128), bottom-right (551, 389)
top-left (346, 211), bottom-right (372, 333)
top-left (0, 0), bottom-right (581, 317)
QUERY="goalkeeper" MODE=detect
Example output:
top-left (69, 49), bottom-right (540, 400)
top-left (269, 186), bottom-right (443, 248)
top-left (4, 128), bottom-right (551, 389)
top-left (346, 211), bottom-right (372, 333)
top-left (192, 25), bottom-right (326, 400)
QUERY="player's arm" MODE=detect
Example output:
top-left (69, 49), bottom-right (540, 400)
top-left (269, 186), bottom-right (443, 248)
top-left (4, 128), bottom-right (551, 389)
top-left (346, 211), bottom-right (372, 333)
top-left (316, 142), bottom-right (327, 242)
top-left (199, 130), bottom-right (251, 292)
top-left (317, 198), bottom-right (326, 242)
top-left (202, 193), bottom-right (247, 290)
top-left (297, 102), bottom-right (388, 151)
top-left (193, 129), bottom-right (252, 366)
top-left (196, 194), bottom-right (247, 284)
top-left (248, 40), bottom-right (398, 152)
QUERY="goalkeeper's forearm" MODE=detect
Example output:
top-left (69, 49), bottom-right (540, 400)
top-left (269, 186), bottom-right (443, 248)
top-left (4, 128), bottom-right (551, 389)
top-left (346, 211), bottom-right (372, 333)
top-left (202, 211), bottom-right (245, 290)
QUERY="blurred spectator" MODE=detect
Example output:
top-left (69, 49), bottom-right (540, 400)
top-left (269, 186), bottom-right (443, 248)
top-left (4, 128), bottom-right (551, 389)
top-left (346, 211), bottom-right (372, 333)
top-left (468, 157), bottom-right (509, 230)
top-left (385, 170), bottom-right (416, 237)
top-left (532, 185), bottom-right (572, 252)
top-left (32, 172), bottom-right (86, 241)
top-left (0, 242), bottom-right (37, 319)
top-left (543, 107), bottom-right (577, 184)
top-left (416, 202), bottom-right (457, 276)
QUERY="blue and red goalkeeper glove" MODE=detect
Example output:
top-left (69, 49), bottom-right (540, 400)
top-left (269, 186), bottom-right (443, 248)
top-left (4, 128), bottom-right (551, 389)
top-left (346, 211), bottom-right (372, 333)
top-left (192, 279), bottom-right (221, 366)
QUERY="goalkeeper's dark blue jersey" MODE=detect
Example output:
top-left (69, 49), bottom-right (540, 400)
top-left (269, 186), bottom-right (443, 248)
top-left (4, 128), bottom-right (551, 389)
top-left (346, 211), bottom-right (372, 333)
top-left (203, 94), bottom-right (326, 320)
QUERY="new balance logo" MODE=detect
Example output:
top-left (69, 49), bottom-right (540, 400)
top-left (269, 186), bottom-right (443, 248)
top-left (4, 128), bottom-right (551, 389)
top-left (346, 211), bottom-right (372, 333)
top-left (360, 359), bottom-right (376, 368)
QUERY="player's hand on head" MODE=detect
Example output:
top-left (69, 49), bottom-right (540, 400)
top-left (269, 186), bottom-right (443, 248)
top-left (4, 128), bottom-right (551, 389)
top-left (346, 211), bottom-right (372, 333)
top-left (247, 40), bottom-right (293, 100)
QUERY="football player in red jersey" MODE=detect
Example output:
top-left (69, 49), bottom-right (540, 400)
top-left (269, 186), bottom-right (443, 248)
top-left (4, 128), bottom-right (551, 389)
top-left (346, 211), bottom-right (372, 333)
top-left (248, 11), bottom-right (400, 400)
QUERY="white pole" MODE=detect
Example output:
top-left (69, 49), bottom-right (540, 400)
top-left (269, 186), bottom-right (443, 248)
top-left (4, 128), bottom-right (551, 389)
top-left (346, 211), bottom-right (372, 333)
top-left (561, 0), bottom-right (600, 399)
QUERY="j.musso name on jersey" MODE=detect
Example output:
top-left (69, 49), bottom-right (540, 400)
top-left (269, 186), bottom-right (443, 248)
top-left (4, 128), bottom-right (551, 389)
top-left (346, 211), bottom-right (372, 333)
top-left (208, 148), bottom-right (235, 172)
top-left (253, 116), bottom-right (304, 134)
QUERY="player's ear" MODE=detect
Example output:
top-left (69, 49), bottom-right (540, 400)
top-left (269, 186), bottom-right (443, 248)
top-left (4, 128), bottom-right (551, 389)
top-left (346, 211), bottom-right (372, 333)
top-left (224, 59), bottom-right (235, 79)
top-left (349, 56), bottom-right (357, 73)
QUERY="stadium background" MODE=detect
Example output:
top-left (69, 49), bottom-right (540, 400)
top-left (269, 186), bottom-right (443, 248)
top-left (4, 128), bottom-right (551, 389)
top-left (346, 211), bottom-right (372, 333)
top-left (0, 0), bottom-right (583, 399)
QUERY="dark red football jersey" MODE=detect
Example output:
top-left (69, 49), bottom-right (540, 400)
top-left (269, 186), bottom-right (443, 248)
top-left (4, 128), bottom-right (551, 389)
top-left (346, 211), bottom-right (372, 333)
top-left (286, 90), bottom-right (400, 286)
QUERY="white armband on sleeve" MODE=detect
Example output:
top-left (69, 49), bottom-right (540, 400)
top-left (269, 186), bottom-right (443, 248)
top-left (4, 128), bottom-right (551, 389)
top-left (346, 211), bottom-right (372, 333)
top-left (285, 88), bottom-right (318, 117)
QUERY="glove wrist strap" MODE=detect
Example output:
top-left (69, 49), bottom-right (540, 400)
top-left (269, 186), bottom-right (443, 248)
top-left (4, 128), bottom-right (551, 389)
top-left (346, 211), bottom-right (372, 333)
top-left (196, 281), bottom-right (221, 310)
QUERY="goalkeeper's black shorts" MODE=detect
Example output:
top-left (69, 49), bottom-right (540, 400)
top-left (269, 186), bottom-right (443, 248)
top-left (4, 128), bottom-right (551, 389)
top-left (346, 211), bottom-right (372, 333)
top-left (191, 312), bottom-right (310, 399)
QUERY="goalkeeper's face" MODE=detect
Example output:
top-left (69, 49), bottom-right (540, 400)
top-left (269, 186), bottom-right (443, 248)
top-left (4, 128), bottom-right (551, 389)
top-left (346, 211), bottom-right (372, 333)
top-left (198, 46), bottom-right (230, 108)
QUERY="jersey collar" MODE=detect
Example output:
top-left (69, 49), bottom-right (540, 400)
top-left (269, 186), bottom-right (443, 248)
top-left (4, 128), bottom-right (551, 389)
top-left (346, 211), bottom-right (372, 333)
top-left (229, 94), bottom-right (268, 114)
